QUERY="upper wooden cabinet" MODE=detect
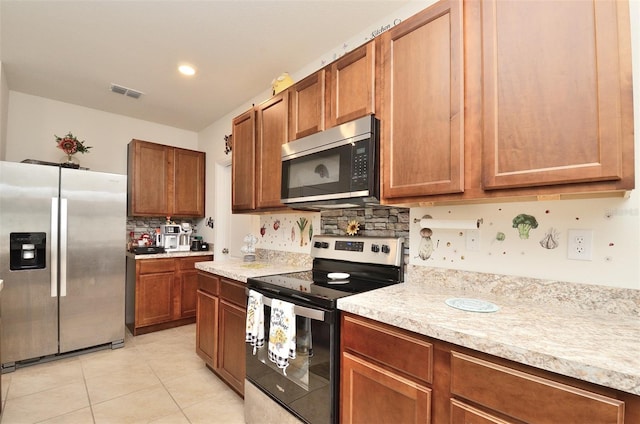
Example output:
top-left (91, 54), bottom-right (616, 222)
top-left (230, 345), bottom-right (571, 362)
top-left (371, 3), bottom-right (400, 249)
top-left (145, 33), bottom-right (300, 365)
top-left (380, 0), bottom-right (634, 205)
top-left (256, 92), bottom-right (288, 210)
top-left (327, 42), bottom-right (376, 128)
top-left (173, 148), bottom-right (206, 216)
top-left (480, 0), bottom-right (633, 191)
top-left (128, 139), bottom-right (205, 217)
top-left (231, 109), bottom-right (256, 212)
top-left (232, 92), bottom-right (289, 213)
top-left (288, 69), bottom-right (326, 141)
top-left (380, 0), bottom-right (464, 200)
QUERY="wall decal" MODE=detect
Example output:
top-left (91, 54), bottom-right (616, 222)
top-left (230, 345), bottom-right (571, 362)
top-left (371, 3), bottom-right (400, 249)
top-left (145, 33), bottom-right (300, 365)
top-left (512, 213), bottom-right (539, 239)
top-left (539, 228), bottom-right (560, 249)
top-left (418, 228), bottom-right (433, 260)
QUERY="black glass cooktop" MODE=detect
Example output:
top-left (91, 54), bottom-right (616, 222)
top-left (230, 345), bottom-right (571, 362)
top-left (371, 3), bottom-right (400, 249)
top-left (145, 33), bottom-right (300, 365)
top-left (247, 264), bottom-right (402, 309)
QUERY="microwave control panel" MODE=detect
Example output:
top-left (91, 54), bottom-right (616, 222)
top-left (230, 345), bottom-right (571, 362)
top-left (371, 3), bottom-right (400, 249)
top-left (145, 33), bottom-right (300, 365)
top-left (351, 141), bottom-right (369, 190)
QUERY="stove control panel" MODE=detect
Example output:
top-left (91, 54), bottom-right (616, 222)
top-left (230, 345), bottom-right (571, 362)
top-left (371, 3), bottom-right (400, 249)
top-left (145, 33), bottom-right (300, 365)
top-left (311, 235), bottom-right (404, 267)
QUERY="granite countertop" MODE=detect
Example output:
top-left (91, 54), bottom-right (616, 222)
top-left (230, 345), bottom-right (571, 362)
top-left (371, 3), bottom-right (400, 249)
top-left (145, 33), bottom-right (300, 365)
top-left (126, 250), bottom-right (213, 260)
top-left (195, 257), bottom-right (310, 283)
top-left (337, 279), bottom-right (640, 396)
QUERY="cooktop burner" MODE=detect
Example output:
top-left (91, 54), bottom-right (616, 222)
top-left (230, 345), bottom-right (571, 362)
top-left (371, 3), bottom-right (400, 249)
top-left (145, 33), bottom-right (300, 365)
top-left (247, 235), bottom-right (405, 309)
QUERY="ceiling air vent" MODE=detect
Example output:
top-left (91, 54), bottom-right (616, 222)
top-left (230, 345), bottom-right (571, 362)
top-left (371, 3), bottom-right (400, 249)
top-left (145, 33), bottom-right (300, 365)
top-left (110, 83), bottom-right (144, 99)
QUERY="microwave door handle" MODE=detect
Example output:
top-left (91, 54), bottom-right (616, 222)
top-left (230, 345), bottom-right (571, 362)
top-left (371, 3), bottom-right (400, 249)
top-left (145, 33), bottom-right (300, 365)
top-left (247, 289), bottom-right (325, 322)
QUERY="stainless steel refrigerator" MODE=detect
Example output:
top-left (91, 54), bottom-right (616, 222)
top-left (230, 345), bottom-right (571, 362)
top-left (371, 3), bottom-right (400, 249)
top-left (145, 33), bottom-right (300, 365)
top-left (0, 161), bottom-right (126, 370)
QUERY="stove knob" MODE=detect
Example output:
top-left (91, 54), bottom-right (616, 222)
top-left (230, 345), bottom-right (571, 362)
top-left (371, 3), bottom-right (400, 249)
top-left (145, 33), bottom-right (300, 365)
top-left (314, 241), bottom-right (322, 248)
top-left (321, 242), bottom-right (330, 249)
top-left (371, 244), bottom-right (380, 253)
top-left (381, 244), bottom-right (391, 254)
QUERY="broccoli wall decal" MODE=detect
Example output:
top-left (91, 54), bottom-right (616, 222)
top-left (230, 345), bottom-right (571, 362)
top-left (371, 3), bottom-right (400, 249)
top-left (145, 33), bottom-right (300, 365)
top-left (512, 213), bottom-right (538, 239)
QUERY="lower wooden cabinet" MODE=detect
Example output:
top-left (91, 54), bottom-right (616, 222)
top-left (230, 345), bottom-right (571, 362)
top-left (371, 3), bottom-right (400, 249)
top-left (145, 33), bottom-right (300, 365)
top-left (196, 272), bottom-right (247, 396)
top-left (342, 351), bottom-right (432, 424)
top-left (450, 351), bottom-right (625, 424)
top-left (341, 312), bottom-right (640, 424)
top-left (341, 313), bottom-right (433, 424)
top-left (196, 271), bottom-right (219, 368)
top-left (125, 255), bottom-right (212, 335)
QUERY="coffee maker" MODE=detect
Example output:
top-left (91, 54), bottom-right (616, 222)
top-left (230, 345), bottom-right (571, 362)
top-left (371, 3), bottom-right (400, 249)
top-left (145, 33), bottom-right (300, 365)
top-left (159, 224), bottom-right (180, 252)
top-left (178, 222), bottom-right (193, 251)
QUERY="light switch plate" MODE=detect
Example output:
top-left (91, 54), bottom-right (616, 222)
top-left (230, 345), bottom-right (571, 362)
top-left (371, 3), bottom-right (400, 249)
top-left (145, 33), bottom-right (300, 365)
top-left (466, 229), bottom-right (480, 252)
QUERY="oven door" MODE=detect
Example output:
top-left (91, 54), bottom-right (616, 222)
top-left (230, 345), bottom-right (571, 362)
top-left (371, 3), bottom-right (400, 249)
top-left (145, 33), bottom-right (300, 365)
top-left (246, 289), bottom-right (338, 424)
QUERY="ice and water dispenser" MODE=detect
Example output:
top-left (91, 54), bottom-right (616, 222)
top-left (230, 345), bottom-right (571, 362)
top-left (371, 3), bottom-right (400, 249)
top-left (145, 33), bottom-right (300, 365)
top-left (9, 232), bottom-right (46, 270)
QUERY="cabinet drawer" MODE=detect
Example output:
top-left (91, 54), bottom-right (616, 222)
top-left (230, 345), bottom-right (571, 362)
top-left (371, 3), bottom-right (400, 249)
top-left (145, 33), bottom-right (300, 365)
top-left (138, 258), bottom-right (175, 274)
top-left (342, 314), bottom-right (433, 384)
top-left (178, 255), bottom-right (213, 270)
top-left (450, 399), bottom-right (512, 424)
top-left (220, 278), bottom-right (246, 308)
top-left (450, 351), bottom-right (624, 424)
top-left (197, 272), bottom-right (219, 296)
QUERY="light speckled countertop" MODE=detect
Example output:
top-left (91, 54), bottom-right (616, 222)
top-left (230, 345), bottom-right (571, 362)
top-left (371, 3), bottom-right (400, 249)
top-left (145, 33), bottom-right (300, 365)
top-left (195, 257), bottom-right (310, 283)
top-left (338, 277), bottom-right (640, 396)
top-left (126, 251), bottom-right (213, 260)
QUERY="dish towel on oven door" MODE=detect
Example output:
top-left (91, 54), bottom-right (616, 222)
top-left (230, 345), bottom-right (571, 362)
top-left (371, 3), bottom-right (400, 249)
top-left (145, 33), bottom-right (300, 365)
top-left (268, 298), bottom-right (296, 375)
top-left (245, 290), bottom-right (265, 354)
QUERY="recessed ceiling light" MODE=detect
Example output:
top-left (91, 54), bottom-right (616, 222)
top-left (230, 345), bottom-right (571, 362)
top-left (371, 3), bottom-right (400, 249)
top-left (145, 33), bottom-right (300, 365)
top-left (178, 65), bottom-right (196, 76)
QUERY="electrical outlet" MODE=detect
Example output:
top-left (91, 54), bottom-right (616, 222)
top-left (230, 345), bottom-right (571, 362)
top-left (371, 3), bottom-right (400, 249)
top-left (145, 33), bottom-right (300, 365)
top-left (567, 229), bottom-right (593, 261)
top-left (466, 229), bottom-right (480, 252)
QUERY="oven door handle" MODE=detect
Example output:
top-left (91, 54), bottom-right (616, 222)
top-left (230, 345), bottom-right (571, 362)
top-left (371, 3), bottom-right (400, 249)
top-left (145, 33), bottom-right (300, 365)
top-left (247, 288), bottom-right (325, 322)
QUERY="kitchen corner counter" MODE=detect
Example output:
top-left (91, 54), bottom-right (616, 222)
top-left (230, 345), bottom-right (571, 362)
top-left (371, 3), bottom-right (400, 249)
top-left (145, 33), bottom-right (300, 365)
top-left (195, 258), bottom-right (310, 283)
top-left (126, 250), bottom-right (214, 260)
top-left (337, 280), bottom-right (640, 396)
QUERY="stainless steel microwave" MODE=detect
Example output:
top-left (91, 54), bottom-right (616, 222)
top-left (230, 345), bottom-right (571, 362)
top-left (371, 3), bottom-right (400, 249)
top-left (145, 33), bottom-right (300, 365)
top-left (281, 115), bottom-right (380, 209)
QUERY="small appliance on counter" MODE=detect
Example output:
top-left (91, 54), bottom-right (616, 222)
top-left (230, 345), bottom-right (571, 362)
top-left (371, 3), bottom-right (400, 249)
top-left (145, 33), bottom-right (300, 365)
top-left (190, 236), bottom-right (209, 251)
top-left (178, 223), bottom-right (192, 251)
top-left (159, 224), bottom-right (180, 252)
top-left (131, 245), bottom-right (166, 255)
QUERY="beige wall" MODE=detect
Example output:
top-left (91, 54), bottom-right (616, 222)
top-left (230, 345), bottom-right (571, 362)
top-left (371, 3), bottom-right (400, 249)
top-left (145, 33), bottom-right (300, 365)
top-left (5, 91), bottom-right (198, 175)
top-left (0, 62), bottom-right (8, 161)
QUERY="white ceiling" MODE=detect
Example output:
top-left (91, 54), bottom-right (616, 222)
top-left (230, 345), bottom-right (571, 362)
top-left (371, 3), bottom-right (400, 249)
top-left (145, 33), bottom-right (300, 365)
top-left (1, 0), bottom-right (411, 132)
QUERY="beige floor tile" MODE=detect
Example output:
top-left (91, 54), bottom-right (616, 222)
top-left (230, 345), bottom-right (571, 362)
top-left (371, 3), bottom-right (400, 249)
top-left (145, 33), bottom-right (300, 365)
top-left (1, 324), bottom-right (245, 423)
top-left (6, 358), bottom-right (84, 399)
top-left (145, 351), bottom-right (205, 383)
top-left (85, 363), bottom-right (160, 404)
top-left (92, 385), bottom-right (180, 424)
top-left (39, 407), bottom-right (94, 424)
top-left (182, 394), bottom-right (245, 424)
top-left (148, 411), bottom-right (191, 424)
top-left (164, 368), bottom-right (232, 409)
top-left (79, 345), bottom-right (145, 380)
top-left (0, 381), bottom-right (89, 424)
top-left (2, 372), bottom-right (11, 407)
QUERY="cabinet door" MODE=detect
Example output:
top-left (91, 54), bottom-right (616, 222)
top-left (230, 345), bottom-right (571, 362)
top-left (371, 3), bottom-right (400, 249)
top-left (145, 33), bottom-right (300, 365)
top-left (341, 351), bottom-right (431, 424)
top-left (179, 269), bottom-right (198, 318)
top-left (328, 42), bottom-right (375, 128)
top-left (196, 289), bottom-right (218, 368)
top-left (232, 109), bottom-right (256, 212)
top-left (127, 140), bottom-right (171, 216)
top-left (135, 272), bottom-right (174, 327)
top-left (173, 148), bottom-right (205, 217)
top-left (256, 92), bottom-right (288, 210)
top-left (380, 0), bottom-right (464, 199)
top-left (289, 69), bottom-right (325, 141)
top-left (217, 300), bottom-right (246, 395)
top-left (481, 0), bottom-right (630, 189)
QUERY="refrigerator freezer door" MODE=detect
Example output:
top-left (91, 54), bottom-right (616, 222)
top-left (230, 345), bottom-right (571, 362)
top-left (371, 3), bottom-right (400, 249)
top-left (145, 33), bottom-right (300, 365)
top-left (0, 162), bottom-right (60, 364)
top-left (58, 168), bottom-right (127, 353)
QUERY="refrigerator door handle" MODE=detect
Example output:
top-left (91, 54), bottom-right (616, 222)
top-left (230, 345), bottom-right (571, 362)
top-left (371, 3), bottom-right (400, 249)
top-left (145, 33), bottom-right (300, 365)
top-left (60, 198), bottom-right (68, 297)
top-left (51, 197), bottom-right (58, 297)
